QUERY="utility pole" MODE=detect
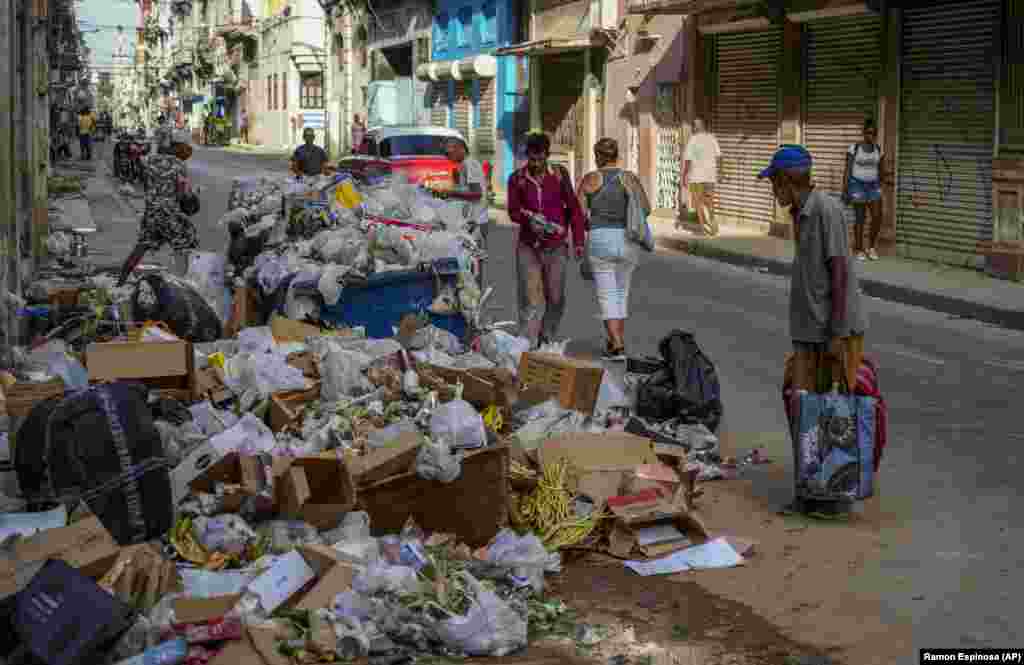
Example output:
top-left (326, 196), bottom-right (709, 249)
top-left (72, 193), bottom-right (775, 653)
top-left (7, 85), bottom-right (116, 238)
top-left (0, 0), bottom-right (16, 365)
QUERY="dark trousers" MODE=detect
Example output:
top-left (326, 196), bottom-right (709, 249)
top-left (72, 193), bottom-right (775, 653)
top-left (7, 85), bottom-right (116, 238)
top-left (79, 134), bottom-right (92, 160)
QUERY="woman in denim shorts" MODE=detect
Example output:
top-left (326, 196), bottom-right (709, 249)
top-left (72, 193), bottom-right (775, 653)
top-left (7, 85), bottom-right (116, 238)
top-left (842, 119), bottom-right (889, 261)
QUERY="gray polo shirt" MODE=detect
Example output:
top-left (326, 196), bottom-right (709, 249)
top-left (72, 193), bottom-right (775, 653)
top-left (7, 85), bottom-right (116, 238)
top-left (790, 189), bottom-right (867, 343)
top-left (293, 144), bottom-right (328, 176)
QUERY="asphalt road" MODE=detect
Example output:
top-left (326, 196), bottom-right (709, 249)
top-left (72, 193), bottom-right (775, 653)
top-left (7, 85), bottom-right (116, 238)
top-left (179, 146), bottom-right (1024, 661)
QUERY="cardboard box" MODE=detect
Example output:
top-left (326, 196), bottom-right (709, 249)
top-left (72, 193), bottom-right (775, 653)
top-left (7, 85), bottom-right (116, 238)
top-left (1, 516), bottom-right (121, 596)
top-left (172, 594), bottom-right (243, 624)
top-left (269, 382), bottom-right (322, 432)
top-left (607, 488), bottom-right (683, 526)
top-left (86, 340), bottom-right (195, 398)
top-left (287, 351), bottom-right (319, 379)
top-left (248, 626), bottom-right (292, 665)
top-left (420, 364), bottom-right (518, 408)
top-left (348, 431), bottom-right (421, 487)
top-left (3, 379), bottom-right (64, 418)
top-left (207, 630), bottom-right (265, 665)
top-left (539, 432), bottom-right (657, 472)
top-left (292, 545), bottom-right (356, 612)
top-left (188, 453), bottom-right (268, 512)
top-left (171, 443), bottom-right (230, 505)
top-left (270, 314), bottom-right (323, 344)
top-left (247, 550), bottom-right (317, 614)
top-left (518, 353), bottom-right (605, 414)
top-left (98, 544), bottom-right (179, 611)
top-left (275, 454), bottom-right (356, 530)
top-left (225, 286), bottom-right (261, 338)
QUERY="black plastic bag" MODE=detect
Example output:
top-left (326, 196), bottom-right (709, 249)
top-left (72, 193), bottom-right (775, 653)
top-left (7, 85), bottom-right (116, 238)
top-left (132, 273), bottom-right (223, 343)
top-left (636, 330), bottom-right (723, 432)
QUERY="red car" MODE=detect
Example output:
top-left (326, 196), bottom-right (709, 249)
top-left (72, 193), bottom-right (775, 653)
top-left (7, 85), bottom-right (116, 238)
top-left (339, 125), bottom-right (492, 197)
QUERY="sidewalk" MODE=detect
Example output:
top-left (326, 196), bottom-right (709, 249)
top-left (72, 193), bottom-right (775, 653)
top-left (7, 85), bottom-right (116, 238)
top-left (646, 215), bottom-right (1024, 332)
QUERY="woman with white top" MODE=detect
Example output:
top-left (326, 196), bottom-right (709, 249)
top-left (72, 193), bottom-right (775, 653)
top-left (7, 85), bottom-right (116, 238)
top-left (842, 118), bottom-right (889, 261)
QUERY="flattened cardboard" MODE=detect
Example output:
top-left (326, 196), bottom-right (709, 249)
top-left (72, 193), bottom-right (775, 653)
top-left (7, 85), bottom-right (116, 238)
top-left (269, 382), bottom-right (321, 432)
top-left (171, 443), bottom-right (230, 505)
top-left (173, 595), bottom-right (243, 624)
top-left (270, 315), bottom-right (323, 344)
top-left (539, 432), bottom-right (656, 472)
top-left (13, 515), bottom-right (120, 577)
top-left (518, 353), bottom-right (605, 414)
top-left (3, 379), bottom-right (64, 418)
top-left (348, 431), bottom-right (421, 487)
top-left (293, 559), bottom-right (356, 611)
top-left (248, 626), bottom-right (292, 665)
top-left (86, 341), bottom-right (194, 397)
top-left (276, 455), bottom-right (356, 530)
top-left (287, 352), bottom-right (319, 379)
top-left (207, 631), bottom-right (263, 665)
top-left (421, 364), bottom-right (518, 408)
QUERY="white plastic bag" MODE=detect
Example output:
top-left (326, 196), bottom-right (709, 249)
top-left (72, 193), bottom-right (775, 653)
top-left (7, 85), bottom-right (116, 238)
top-left (480, 529), bottom-right (551, 593)
top-left (186, 251), bottom-right (229, 323)
top-left (415, 436), bottom-right (462, 483)
top-left (320, 348), bottom-right (373, 401)
top-left (237, 326), bottom-right (276, 355)
top-left (430, 400), bottom-right (486, 450)
top-left (352, 562), bottom-right (420, 595)
top-left (480, 331), bottom-right (531, 373)
top-left (437, 573), bottom-right (527, 657)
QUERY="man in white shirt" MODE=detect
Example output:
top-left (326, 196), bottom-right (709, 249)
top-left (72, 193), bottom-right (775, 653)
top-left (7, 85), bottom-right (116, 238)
top-left (682, 118), bottom-right (722, 236)
top-left (445, 137), bottom-right (489, 286)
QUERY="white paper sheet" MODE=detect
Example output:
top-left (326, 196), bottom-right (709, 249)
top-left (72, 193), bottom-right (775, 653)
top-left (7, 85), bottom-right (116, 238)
top-left (180, 568), bottom-right (262, 598)
top-left (209, 412), bottom-right (276, 455)
top-left (0, 504), bottom-right (68, 540)
top-left (625, 537), bottom-right (744, 576)
top-left (635, 524), bottom-right (686, 547)
top-left (247, 551), bottom-right (316, 613)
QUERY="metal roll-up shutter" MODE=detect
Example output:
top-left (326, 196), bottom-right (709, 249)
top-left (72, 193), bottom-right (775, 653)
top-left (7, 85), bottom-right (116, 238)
top-left (454, 81), bottom-right (472, 143)
top-left (803, 13), bottom-right (882, 197)
top-left (476, 77), bottom-right (496, 156)
top-left (897, 0), bottom-right (998, 266)
top-left (712, 29), bottom-right (781, 228)
top-left (430, 82), bottom-right (447, 126)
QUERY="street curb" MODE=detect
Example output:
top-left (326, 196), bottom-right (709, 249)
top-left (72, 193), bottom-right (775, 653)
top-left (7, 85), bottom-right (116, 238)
top-left (680, 238), bottom-right (1024, 332)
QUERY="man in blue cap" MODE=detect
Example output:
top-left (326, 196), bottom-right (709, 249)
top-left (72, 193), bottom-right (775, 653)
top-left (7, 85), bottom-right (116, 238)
top-left (759, 145), bottom-right (867, 517)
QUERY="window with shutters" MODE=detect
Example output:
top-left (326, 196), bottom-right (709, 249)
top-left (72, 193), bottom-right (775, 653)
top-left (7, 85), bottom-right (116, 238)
top-left (1002, 1), bottom-right (1024, 153)
top-left (480, 1), bottom-right (497, 45)
top-left (301, 73), bottom-right (324, 109)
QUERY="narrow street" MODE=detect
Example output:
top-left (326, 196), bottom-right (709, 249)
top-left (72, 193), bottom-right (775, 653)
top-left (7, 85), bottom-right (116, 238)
top-left (97, 144), bottom-right (1024, 664)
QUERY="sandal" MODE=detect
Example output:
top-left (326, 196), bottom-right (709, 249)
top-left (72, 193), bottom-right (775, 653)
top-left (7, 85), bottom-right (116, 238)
top-left (602, 342), bottom-right (626, 362)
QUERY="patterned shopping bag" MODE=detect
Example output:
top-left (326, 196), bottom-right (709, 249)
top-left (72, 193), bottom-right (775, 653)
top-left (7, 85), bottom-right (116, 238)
top-left (792, 389), bottom-right (877, 502)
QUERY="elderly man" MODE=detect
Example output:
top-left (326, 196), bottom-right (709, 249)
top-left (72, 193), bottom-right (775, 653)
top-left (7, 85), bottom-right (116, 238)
top-left (443, 137), bottom-right (489, 286)
top-left (291, 128), bottom-right (331, 177)
top-left (759, 144), bottom-right (868, 517)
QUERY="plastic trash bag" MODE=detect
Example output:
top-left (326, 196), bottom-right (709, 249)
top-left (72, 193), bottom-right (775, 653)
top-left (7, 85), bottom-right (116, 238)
top-left (438, 573), bottom-right (527, 657)
top-left (132, 273), bottom-right (224, 343)
top-left (452, 352), bottom-right (496, 370)
top-left (476, 529), bottom-right (551, 593)
top-left (259, 520), bottom-right (324, 554)
top-left (193, 514), bottom-right (257, 556)
top-left (333, 590), bottom-right (375, 621)
top-left (366, 421), bottom-right (419, 449)
top-left (320, 348), bottom-right (373, 401)
top-left (480, 331), bottom-right (531, 373)
top-left (186, 252), bottom-right (230, 324)
top-left (237, 326), bottom-right (276, 355)
top-left (415, 435), bottom-right (463, 483)
top-left (154, 419), bottom-right (207, 466)
top-left (224, 352), bottom-right (308, 401)
top-left (430, 400), bottom-right (486, 450)
top-left (208, 412), bottom-right (277, 455)
top-left (352, 562), bottom-right (420, 595)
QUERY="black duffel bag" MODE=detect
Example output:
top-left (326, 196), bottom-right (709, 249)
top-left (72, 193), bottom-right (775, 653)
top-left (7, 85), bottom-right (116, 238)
top-left (15, 382), bottom-right (174, 546)
top-left (636, 330), bottom-right (724, 433)
top-left (132, 272), bottom-right (223, 343)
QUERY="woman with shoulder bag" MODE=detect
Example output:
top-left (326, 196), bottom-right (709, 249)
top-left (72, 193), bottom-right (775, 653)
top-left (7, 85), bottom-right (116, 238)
top-left (577, 138), bottom-right (651, 361)
top-left (842, 118), bottom-right (889, 261)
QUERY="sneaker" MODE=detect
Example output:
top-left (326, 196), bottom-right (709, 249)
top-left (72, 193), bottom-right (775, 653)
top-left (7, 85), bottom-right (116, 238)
top-left (867, 248), bottom-right (879, 261)
top-left (855, 252), bottom-right (867, 261)
top-left (602, 342), bottom-right (626, 362)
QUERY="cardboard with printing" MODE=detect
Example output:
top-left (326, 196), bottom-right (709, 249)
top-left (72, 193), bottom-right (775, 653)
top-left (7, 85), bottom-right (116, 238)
top-left (188, 453), bottom-right (268, 512)
top-left (9, 514), bottom-right (120, 577)
top-left (275, 454), bottom-right (356, 530)
top-left (518, 353), bottom-right (605, 414)
top-left (171, 442), bottom-right (230, 506)
top-left (249, 626), bottom-right (293, 665)
top-left (348, 431), bottom-right (422, 486)
top-left (292, 545), bottom-right (356, 611)
top-left (248, 550), bottom-right (316, 614)
top-left (539, 432), bottom-right (656, 473)
top-left (86, 340), bottom-right (196, 398)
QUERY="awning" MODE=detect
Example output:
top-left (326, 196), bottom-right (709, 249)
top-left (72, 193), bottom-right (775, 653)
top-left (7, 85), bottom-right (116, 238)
top-left (494, 35), bottom-right (607, 57)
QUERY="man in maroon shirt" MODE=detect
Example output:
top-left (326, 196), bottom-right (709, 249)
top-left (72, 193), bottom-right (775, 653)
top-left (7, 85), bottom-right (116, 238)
top-left (507, 133), bottom-right (586, 348)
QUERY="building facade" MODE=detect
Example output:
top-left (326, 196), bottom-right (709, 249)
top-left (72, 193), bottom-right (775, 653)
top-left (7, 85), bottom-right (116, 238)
top-left (630, 0), bottom-right (1017, 277)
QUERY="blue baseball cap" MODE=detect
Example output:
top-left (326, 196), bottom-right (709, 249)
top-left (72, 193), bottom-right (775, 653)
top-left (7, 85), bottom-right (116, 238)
top-left (758, 145), bottom-right (813, 179)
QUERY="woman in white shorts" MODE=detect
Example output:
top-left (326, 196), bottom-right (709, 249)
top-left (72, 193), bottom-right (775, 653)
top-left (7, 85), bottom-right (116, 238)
top-left (577, 138), bottom-right (650, 361)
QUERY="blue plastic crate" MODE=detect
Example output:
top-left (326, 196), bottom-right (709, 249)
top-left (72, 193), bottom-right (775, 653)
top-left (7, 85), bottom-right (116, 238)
top-left (320, 268), bottom-right (465, 339)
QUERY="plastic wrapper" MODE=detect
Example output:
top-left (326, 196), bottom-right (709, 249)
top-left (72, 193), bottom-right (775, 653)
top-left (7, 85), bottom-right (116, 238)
top-left (430, 400), bottom-right (486, 450)
top-left (192, 514), bottom-right (257, 556)
top-left (452, 352), bottom-right (496, 370)
top-left (366, 421), bottom-right (419, 449)
top-left (188, 402), bottom-right (239, 437)
top-left (224, 352), bottom-right (308, 401)
top-left (259, 520), bottom-right (324, 554)
top-left (475, 529), bottom-right (551, 593)
top-left (409, 325), bottom-right (463, 355)
top-left (180, 568), bottom-right (262, 598)
top-left (186, 252), bottom-right (230, 324)
top-left (415, 435), bottom-right (463, 483)
top-left (320, 348), bottom-right (374, 401)
top-left (480, 331), bottom-right (531, 372)
top-left (323, 511), bottom-right (371, 543)
top-left (29, 350), bottom-right (88, 390)
top-left (411, 348), bottom-right (455, 368)
top-left (437, 573), bottom-right (527, 657)
top-left (352, 562), bottom-right (420, 595)
top-left (237, 327), bottom-right (276, 355)
top-left (332, 591), bottom-right (375, 621)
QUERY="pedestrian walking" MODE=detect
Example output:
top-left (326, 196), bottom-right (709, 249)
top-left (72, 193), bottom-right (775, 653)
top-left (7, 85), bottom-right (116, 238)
top-left (351, 114), bottom-right (366, 153)
top-left (78, 107), bottom-right (97, 161)
top-left (291, 128), bottom-right (331, 177)
top-left (506, 132), bottom-right (586, 348)
top-left (758, 144), bottom-right (868, 517)
top-left (443, 137), bottom-right (489, 287)
top-left (577, 138), bottom-right (650, 361)
top-left (118, 129), bottom-right (200, 286)
top-left (682, 118), bottom-right (721, 236)
top-left (240, 108), bottom-right (250, 144)
top-left (842, 118), bottom-right (888, 261)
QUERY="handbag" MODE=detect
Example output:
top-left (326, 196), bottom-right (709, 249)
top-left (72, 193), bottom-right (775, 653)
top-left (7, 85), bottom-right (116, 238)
top-left (619, 174), bottom-right (655, 252)
top-left (179, 192), bottom-right (200, 216)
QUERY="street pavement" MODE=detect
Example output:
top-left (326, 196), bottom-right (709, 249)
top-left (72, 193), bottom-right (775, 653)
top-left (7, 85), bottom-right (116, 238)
top-left (89, 144), bottom-right (1024, 663)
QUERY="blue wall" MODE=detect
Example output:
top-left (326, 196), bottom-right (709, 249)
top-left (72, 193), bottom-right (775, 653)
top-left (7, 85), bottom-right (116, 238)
top-left (431, 0), bottom-right (519, 184)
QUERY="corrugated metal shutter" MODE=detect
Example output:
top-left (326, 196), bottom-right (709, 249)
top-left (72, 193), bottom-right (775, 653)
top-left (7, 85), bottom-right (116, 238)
top-left (454, 80), bottom-right (472, 143)
top-left (430, 81), bottom-right (447, 126)
top-left (897, 0), bottom-right (999, 266)
top-left (476, 77), bottom-right (496, 155)
top-left (712, 29), bottom-right (781, 228)
top-left (802, 13), bottom-right (882, 198)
